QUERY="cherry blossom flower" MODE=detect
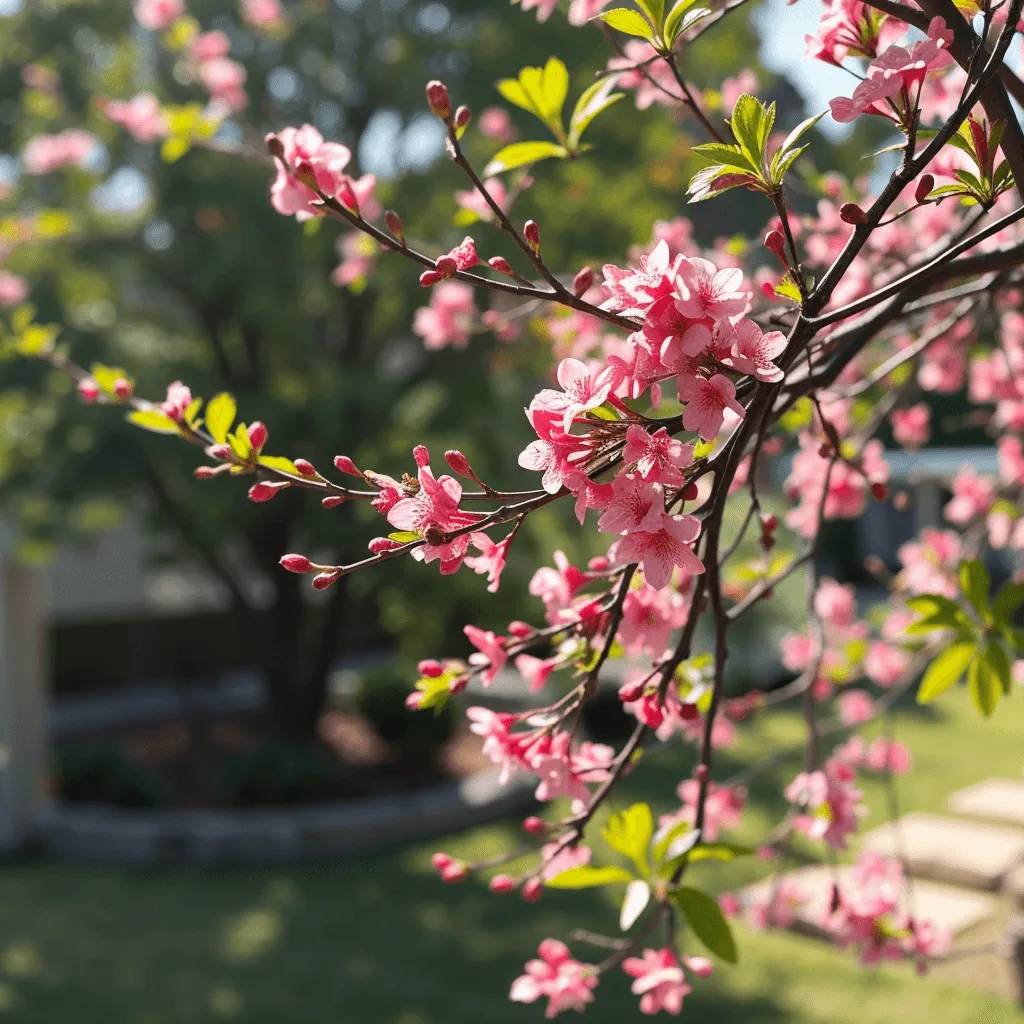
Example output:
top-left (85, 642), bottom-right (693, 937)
top-left (674, 258), bottom-right (749, 322)
top-left (786, 757), bottom-right (864, 849)
top-left (454, 177), bottom-right (509, 222)
top-left (0, 271), bottom-right (29, 307)
top-left (102, 93), bottom-right (167, 142)
top-left (838, 689), bottom-right (876, 725)
top-left (241, 0), bottom-right (287, 31)
top-left (199, 57), bottom-right (248, 113)
top-left (133, 0), bottom-right (184, 31)
top-left (540, 841), bottom-right (591, 881)
top-left (944, 466), bottom-right (995, 524)
top-left (682, 374), bottom-right (745, 440)
top-left (21, 130), bottom-right (98, 175)
top-left (160, 381), bottom-right (193, 422)
top-left (814, 577), bottom-right (856, 626)
top-left (510, 939), bottom-right (597, 1017)
top-left (666, 779), bottom-right (745, 842)
top-left (515, 653), bottom-right (559, 692)
top-left (464, 625), bottom-right (507, 686)
top-left (623, 425), bottom-right (694, 484)
top-left (610, 510), bottom-right (705, 591)
top-left (890, 404), bottom-right (931, 448)
top-left (465, 531), bottom-right (513, 593)
top-left (622, 948), bottom-right (692, 1015)
top-left (478, 107), bottom-right (516, 142)
top-left (413, 281), bottom-right (477, 350)
top-left (748, 876), bottom-right (810, 930)
top-left (864, 641), bottom-right (907, 687)
top-left (266, 124), bottom-right (354, 219)
top-left (726, 321), bottom-right (786, 382)
top-left (568, 0), bottom-right (611, 25)
top-left (518, 0), bottom-right (560, 23)
top-left (864, 738), bottom-right (912, 774)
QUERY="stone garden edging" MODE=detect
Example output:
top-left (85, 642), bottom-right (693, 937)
top-left (36, 768), bottom-right (536, 866)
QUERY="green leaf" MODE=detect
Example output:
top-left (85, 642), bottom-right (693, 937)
top-left (664, 0), bottom-right (706, 41)
top-left (568, 76), bottom-right (625, 149)
top-left (653, 819), bottom-right (699, 863)
top-left (161, 135), bottom-right (192, 163)
top-left (496, 58), bottom-right (569, 138)
top-left (774, 274), bottom-right (802, 302)
top-left (228, 423), bottom-right (252, 461)
top-left (777, 109), bottom-right (826, 160)
top-left (959, 560), bottom-right (991, 619)
top-left (205, 392), bottom-right (236, 445)
top-left (673, 887), bottom-right (738, 963)
top-left (482, 140), bottom-right (566, 177)
top-left (596, 7), bottom-right (657, 41)
top-left (904, 593), bottom-right (975, 635)
top-left (769, 145), bottom-right (807, 187)
top-left (993, 581), bottom-right (1024, 625)
top-left (636, 0), bottom-right (666, 26)
top-left (388, 530), bottom-right (422, 543)
top-left (691, 142), bottom-right (757, 172)
top-left (687, 842), bottom-right (755, 863)
top-left (917, 641), bottom-right (976, 704)
top-left (981, 640), bottom-right (1012, 698)
top-left (968, 649), bottom-right (1000, 716)
top-left (257, 454), bottom-right (301, 475)
top-left (602, 803), bottom-right (654, 877)
top-left (729, 93), bottom-right (773, 170)
top-left (127, 408), bottom-right (181, 435)
top-left (538, 56), bottom-right (569, 126)
top-left (545, 864), bottom-right (634, 889)
top-left (620, 880), bottom-right (651, 930)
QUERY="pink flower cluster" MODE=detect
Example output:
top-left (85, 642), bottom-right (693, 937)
top-left (21, 130), bottom-right (98, 175)
top-left (786, 757), bottom-right (865, 850)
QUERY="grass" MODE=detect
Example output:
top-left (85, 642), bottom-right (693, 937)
top-left (0, 686), bottom-right (1021, 1023)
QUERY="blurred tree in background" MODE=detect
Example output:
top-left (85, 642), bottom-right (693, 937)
top-left (0, 0), bottom-right (801, 740)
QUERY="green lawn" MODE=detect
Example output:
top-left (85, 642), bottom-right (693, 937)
top-left (0, 686), bottom-right (1020, 1023)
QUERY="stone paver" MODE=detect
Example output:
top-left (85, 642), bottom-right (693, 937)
top-left (948, 778), bottom-right (1024, 830)
top-left (742, 864), bottom-right (996, 940)
top-left (861, 812), bottom-right (1024, 890)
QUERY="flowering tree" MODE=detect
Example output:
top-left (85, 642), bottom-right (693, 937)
top-left (7, 0), bottom-right (1024, 1014)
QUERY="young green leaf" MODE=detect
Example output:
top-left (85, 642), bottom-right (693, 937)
top-left (968, 648), bottom-right (1000, 716)
top-left (777, 109), bottom-right (826, 160)
top-left (596, 7), bottom-right (657, 42)
top-left (483, 140), bottom-right (567, 177)
top-left (664, 0), bottom-right (705, 41)
top-left (904, 593), bottom-right (976, 635)
top-left (545, 864), bottom-right (634, 889)
top-left (127, 408), bottom-right (181, 435)
top-left (636, 0), bottom-right (666, 26)
top-left (981, 640), bottom-right (1012, 697)
top-left (685, 841), bottom-right (755, 863)
top-left (620, 880), bottom-right (651, 930)
top-left (205, 392), bottom-right (237, 445)
top-left (257, 454), bottom-right (301, 475)
top-left (568, 75), bottom-right (625, 149)
top-left (959, 560), bottom-right (991, 619)
top-left (729, 94), bottom-right (774, 170)
top-left (917, 641), bottom-right (977, 703)
top-left (993, 580), bottom-right (1024, 625)
top-left (602, 802), bottom-right (654, 877)
top-left (673, 886), bottom-right (738, 963)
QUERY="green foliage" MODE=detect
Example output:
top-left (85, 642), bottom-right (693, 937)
top-left (602, 802), bottom-right (654, 877)
top-left (927, 115), bottom-right (1015, 206)
top-left (596, 0), bottom-right (713, 53)
top-left (220, 739), bottom-right (337, 806)
top-left (672, 886), bottom-right (738, 963)
top-left (56, 746), bottom-right (170, 808)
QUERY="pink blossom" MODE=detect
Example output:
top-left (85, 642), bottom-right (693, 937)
top-left (479, 107), bottom-right (516, 143)
top-left (266, 124), bottom-right (354, 219)
top-left (668, 779), bottom-right (745, 842)
top-left (622, 948), bottom-right (691, 1016)
top-left (331, 231), bottom-right (379, 289)
top-left (519, 403), bottom-right (595, 495)
top-left (999, 436), bottom-right (1024, 487)
top-left (726, 321), bottom-right (786, 382)
top-left (786, 757), bottom-right (864, 849)
top-left (518, 0), bottom-right (560, 23)
top-left (682, 374), bottom-right (745, 440)
top-left (618, 582), bottom-right (689, 656)
top-left (554, 357), bottom-right (621, 431)
top-left (864, 642), bottom-right (907, 687)
top-left (838, 689), bottom-right (875, 725)
top-left (386, 455), bottom-right (483, 571)
top-left (781, 632), bottom-right (813, 672)
top-left (160, 381), bottom-right (193, 422)
top-left (412, 281), bottom-right (476, 350)
top-left (510, 939), bottom-right (597, 1017)
top-left (944, 466), bottom-right (995, 524)
top-left (21, 130), bottom-right (98, 175)
top-left (865, 738), bottom-right (912, 774)
top-left (102, 93), bottom-right (167, 143)
top-left (748, 876), bottom-right (809, 930)
top-left (464, 625), bottom-right (507, 686)
top-left (241, 0), bottom-right (287, 30)
top-left (674, 258), bottom-right (749, 322)
top-left (623, 425), bottom-right (694, 484)
top-left (0, 271), bottom-right (29, 307)
top-left (199, 57), bottom-right (248, 113)
top-left (568, 0), bottom-right (611, 25)
top-left (528, 550), bottom-right (592, 622)
top-left (540, 841), bottom-right (591, 881)
top-left (890, 404), bottom-right (931, 448)
top-left (465, 531), bottom-right (513, 593)
top-left (814, 577), bottom-right (856, 626)
top-left (610, 511), bottom-right (705, 591)
top-left (454, 177), bottom-right (508, 222)
top-left (133, 0), bottom-right (184, 30)
top-left (190, 30), bottom-right (230, 61)
top-left (466, 706), bottom-right (519, 783)
top-left (515, 653), bottom-right (559, 692)
top-left (897, 526), bottom-right (961, 597)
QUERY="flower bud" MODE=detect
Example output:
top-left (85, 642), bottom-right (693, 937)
top-left (914, 174), bottom-right (934, 204)
top-left (369, 536), bottom-right (402, 553)
top-left (209, 443), bottom-right (232, 460)
top-left (248, 480), bottom-right (287, 502)
top-left (293, 161), bottom-right (318, 191)
top-left (194, 466), bottom-right (218, 479)
top-left (763, 229), bottom-right (787, 261)
top-left (522, 816), bottom-right (545, 835)
top-left (760, 513), bottom-right (778, 533)
top-left (312, 569), bottom-right (340, 590)
top-left (682, 482), bottom-right (699, 501)
top-left (489, 874), bottom-right (516, 894)
top-left (454, 105), bottom-right (471, 129)
top-left (418, 659), bottom-right (445, 677)
top-left (413, 444), bottom-right (430, 467)
top-left (893, 489), bottom-right (909, 511)
top-left (521, 878), bottom-right (543, 902)
top-left (425, 80), bottom-right (452, 121)
top-left (405, 691), bottom-right (424, 710)
top-left (695, 763), bottom-right (709, 782)
top-left (322, 495), bottom-right (347, 509)
top-left (265, 133), bottom-right (285, 162)
top-left (508, 620), bottom-right (533, 639)
top-left (77, 378), bottom-right (100, 403)
top-left (334, 455), bottom-right (361, 476)
top-left (618, 680), bottom-right (645, 703)
top-left (293, 458), bottom-right (316, 477)
top-left (432, 852), bottom-right (453, 871)
top-left (444, 449), bottom-right (473, 476)
top-left (247, 421), bottom-right (268, 451)
top-left (336, 178), bottom-right (359, 214)
top-left (588, 555), bottom-right (610, 571)
top-left (113, 377), bottom-right (133, 399)
top-left (448, 674), bottom-right (469, 694)
top-left (385, 210), bottom-right (405, 245)
top-left (839, 202), bottom-right (868, 225)
top-left (684, 955), bottom-right (715, 978)
top-left (870, 482), bottom-right (888, 501)
top-left (280, 553), bottom-right (313, 573)
top-left (523, 220), bottom-right (540, 254)
top-left (487, 255), bottom-right (514, 276)
top-left (572, 265), bottom-right (594, 296)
